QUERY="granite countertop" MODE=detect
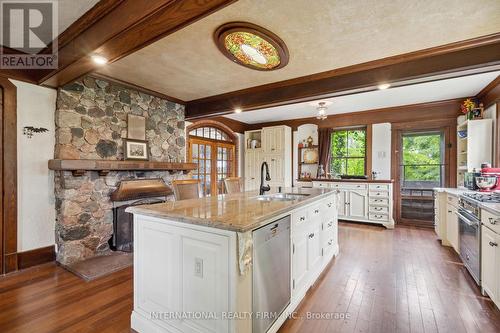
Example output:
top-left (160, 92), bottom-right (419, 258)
top-left (479, 202), bottom-right (500, 215)
top-left (433, 187), bottom-right (500, 215)
top-left (433, 187), bottom-right (469, 197)
top-left (309, 178), bottom-right (394, 184)
top-left (126, 187), bottom-right (336, 232)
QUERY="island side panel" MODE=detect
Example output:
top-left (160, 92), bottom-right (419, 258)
top-left (132, 214), bottom-right (242, 333)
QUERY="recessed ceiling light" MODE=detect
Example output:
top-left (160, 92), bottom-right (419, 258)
top-left (234, 108), bottom-right (242, 113)
top-left (91, 54), bottom-right (108, 65)
top-left (377, 83), bottom-right (391, 90)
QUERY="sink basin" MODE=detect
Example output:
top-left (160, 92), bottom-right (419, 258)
top-left (254, 193), bottom-right (310, 202)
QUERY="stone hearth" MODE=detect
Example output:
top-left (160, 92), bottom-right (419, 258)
top-left (54, 76), bottom-right (186, 265)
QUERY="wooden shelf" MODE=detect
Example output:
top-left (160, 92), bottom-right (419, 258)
top-left (48, 159), bottom-right (197, 177)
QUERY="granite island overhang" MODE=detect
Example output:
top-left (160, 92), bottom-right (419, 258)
top-left (126, 187), bottom-right (339, 333)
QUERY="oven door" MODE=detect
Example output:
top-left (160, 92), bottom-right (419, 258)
top-left (457, 209), bottom-right (481, 285)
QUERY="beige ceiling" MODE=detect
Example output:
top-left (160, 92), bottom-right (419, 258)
top-left (97, 0), bottom-right (500, 101)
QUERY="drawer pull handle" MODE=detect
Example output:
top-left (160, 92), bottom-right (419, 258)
top-left (490, 241), bottom-right (498, 247)
top-left (489, 218), bottom-right (497, 225)
top-left (309, 233), bottom-right (315, 239)
top-left (328, 221), bottom-right (333, 227)
top-left (327, 203), bottom-right (332, 207)
top-left (314, 209), bottom-right (319, 214)
top-left (300, 216), bottom-right (306, 221)
top-left (328, 240), bottom-right (333, 245)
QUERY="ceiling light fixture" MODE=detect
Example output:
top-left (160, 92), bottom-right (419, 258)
top-left (234, 108), bottom-right (242, 113)
top-left (316, 102), bottom-right (328, 120)
top-left (214, 22), bottom-right (289, 71)
top-left (377, 83), bottom-right (391, 90)
top-left (91, 54), bottom-right (108, 65)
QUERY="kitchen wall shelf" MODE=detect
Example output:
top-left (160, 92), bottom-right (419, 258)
top-left (48, 159), bottom-right (197, 177)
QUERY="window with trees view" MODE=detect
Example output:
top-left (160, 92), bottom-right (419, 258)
top-left (330, 128), bottom-right (366, 176)
top-left (401, 133), bottom-right (443, 185)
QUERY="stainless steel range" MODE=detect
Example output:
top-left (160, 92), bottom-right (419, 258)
top-left (459, 192), bottom-right (500, 285)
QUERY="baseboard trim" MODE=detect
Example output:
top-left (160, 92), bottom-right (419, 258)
top-left (17, 245), bottom-right (55, 270)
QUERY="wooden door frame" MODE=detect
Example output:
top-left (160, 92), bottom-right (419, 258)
top-left (0, 77), bottom-right (17, 274)
top-left (187, 137), bottom-right (236, 195)
top-left (391, 119), bottom-right (457, 228)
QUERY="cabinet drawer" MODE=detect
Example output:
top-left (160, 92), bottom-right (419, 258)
top-left (310, 203), bottom-right (322, 220)
top-left (369, 198), bottom-right (389, 206)
top-left (369, 213), bottom-right (389, 222)
top-left (331, 183), bottom-right (367, 190)
top-left (482, 209), bottom-right (500, 235)
top-left (369, 206), bottom-right (389, 214)
top-left (369, 191), bottom-right (389, 198)
top-left (293, 208), bottom-right (309, 228)
top-left (369, 184), bottom-right (390, 191)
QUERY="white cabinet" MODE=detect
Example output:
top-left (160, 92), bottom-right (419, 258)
top-left (481, 225), bottom-right (498, 302)
top-left (244, 149), bottom-right (263, 191)
top-left (348, 190), bottom-right (368, 219)
top-left (337, 190), bottom-right (348, 218)
top-left (291, 196), bottom-right (339, 300)
top-left (262, 126), bottom-right (284, 154)
top-left (456, 119), bottom-right (493, 186)
top-left (292, 228), bottom-right (309, 293)
top-left (445, 196), bottom-right (459, 253)
top-left (264, 155), bottom-right (284, 185)
top-left (245, 126), bottom-right (292, 189)
top-left (312, 181), bottom-right (394, 228)
top-left (481, 209), bottom-right (500, 310)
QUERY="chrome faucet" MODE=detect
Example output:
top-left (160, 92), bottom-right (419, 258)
top-left (259, 161), bottom-right (271, 195)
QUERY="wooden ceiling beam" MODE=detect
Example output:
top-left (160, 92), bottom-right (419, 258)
top-left (0, 0), bottom-right (237, 87)
top-left (185, 33), bottom-right (500, 120)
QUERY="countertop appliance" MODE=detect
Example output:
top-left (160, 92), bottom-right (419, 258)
top-left (458, 194), bottom-right (483, 285)
top-left (253, 216), bottom-right (291, 333)
top-left (477, 167), bottom-right (500, 192)
top-left (464, 171), bottom-right (481, 190)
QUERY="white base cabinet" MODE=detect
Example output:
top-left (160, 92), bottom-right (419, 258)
top-left (131, 193), bottom-right (339, 333)
top-left (481, 209), bottom-right (500, 310)
top-left (313, 181), bottom-right (394, 228)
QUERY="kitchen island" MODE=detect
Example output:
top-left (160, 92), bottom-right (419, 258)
top-left (126, 187), bottom-right (339, 333)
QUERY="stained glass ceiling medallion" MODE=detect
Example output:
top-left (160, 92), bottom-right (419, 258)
top-left (214, 22), bottom-right (289, 71)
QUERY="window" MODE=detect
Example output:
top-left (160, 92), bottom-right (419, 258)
top-left (188, 126), bottom-right (236, 196)
top-left (330, 128), bottom-right (366, 176)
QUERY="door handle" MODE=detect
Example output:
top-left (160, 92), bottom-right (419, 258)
top-left (314, 209), bottom-right (319, 214)
top-left (490, 241), bottom-right (498, 247)
top-left (299, 216), bottom-right (306, 221)
top-left (308, 233), bottom-right (315, 239)
top-left (489, 218), bottom-right (498, 225)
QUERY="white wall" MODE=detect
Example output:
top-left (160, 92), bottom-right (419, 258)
top-left (13, 80), bottom-right (57, 252)
top-left (371, 123), bottom-right (392, 180)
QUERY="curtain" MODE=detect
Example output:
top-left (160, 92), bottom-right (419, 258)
top-left (318, 128), bottom-right (333, 172)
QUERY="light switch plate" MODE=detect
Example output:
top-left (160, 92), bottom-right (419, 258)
top-left (194, 257), bottom-right (203, 278)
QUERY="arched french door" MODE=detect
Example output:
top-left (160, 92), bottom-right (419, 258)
top-left (187, 122), bottom-right (237, 196)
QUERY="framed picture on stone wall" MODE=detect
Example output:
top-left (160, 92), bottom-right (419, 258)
top-left (123, 139), bottom-right (149, 160)
top-left (127, 114), bottom-right (146, 140)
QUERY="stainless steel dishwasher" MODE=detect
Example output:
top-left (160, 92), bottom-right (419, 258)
top-left (252, 215), bottom-right (291, 333)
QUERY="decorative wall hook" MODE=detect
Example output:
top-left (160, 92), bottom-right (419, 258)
top-left (23, 126), bottom-right (49, 139)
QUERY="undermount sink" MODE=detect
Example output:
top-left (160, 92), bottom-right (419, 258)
top-left (254, 193), bottom-right (310, 202)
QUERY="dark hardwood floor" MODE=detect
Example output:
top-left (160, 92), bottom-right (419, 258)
top-left (0, 222), bottom-right (499, 333)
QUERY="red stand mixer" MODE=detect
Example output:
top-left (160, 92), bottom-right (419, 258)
top-left (477, 167), bottom-right (500, 192)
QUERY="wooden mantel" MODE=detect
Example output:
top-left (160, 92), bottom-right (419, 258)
top-left (48, 159), bottom-right (197, 177)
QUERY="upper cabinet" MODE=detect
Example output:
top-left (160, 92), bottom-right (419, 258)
top-left (457, 119), bottom-right (493, 186)
top-left (262, 126), bottom-right (285, 154)
top-left (245, 125), bottom-right (292, 189)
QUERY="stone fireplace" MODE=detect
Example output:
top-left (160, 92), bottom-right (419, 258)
top-left (53, 76), bottom-right (187, 265)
